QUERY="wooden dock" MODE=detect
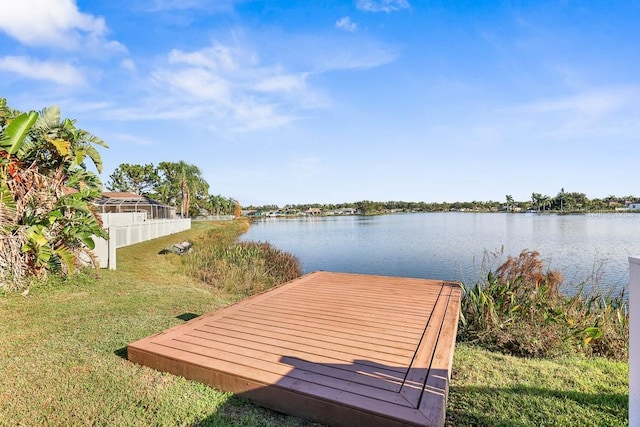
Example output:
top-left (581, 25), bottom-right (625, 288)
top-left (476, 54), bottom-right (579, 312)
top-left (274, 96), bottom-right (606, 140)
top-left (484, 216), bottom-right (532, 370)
top-left (128, 271), bottom-right (462, 426)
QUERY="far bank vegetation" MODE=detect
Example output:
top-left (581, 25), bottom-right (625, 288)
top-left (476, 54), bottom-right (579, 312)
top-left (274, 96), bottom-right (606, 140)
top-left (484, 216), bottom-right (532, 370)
top-left (246, 191), bottom-right (639, 216)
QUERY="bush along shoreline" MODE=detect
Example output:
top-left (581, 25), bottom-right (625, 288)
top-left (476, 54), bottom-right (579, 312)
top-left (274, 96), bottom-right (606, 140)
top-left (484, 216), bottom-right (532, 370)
top-left (457, 250), bottom-right (628, 361)
top-left (181, 219), bottom-right (302, 297)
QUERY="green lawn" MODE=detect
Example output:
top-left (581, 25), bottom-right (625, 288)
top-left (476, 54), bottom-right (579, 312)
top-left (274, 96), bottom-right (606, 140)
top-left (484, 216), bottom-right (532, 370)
top-left (0, 220), bottom-right (628, 426)
top-left (448, 344), bottom-right (628, 426)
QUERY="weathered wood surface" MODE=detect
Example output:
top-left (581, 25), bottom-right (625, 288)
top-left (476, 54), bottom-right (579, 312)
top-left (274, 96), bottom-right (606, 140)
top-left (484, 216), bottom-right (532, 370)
top-left (128, 271), bottom-right (461, 427)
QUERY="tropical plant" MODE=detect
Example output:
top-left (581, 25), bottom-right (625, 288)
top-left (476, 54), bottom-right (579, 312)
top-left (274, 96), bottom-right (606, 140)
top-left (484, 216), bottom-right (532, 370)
top-left (505, 194), bottom-right (514, 212)
top-left (541, 195), bottom-right (551, 211)
top-left (531, 192), bottom-right (543, 212)
top-left (157, 161), bottom-right (208, 217)
top-left (0, 100), bottom-right (108, 290)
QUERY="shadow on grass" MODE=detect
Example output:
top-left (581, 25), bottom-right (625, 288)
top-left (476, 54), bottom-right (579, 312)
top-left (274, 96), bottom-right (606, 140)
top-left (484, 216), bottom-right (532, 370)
top-left (190, 395), bottom-right (324, 427)
top-left (176, 312), bottom-right (200, 322)
top-left (114, 313), bottom-right (200, 360)
top-left (446, 385), bottom-right (628, 427)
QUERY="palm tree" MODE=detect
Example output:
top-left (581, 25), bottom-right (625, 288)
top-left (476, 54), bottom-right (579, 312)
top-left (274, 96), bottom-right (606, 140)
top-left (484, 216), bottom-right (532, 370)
top-left (505, 194), bottom-right (514, 212)
top-left (207, 194), bottom-right (218, 216)
top-left (157, 161), bottom-right (209, 218)
top-left (531, 193), bottom-right (542, 212)
top-left (227, 197), bottom-right (240, 216)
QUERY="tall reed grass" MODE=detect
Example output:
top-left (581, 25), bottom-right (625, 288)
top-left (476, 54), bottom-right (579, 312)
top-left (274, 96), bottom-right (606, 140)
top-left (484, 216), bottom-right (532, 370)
top-left (458, 250), bottom-right (628, 360)
top-left (181, 220), bottom-right (302, 296)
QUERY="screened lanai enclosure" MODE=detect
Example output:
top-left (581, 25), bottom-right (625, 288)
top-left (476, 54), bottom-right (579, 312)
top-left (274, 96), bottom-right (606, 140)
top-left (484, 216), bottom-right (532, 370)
top-left (95, 192), bottom-right (176, 220)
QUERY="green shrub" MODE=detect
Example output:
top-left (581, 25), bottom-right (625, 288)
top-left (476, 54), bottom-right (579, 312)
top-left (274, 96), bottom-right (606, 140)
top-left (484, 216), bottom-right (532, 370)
top-left (458, 250), bottom-right (628, 360)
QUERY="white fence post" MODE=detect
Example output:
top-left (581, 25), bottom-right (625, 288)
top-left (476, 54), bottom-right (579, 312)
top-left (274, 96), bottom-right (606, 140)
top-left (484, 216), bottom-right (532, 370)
top-left (630, 256), bottom-right (640, 427)
top-left (93, 233), bottom-right (109, 269)
top-left (108, 226), bottom-right (117, 270)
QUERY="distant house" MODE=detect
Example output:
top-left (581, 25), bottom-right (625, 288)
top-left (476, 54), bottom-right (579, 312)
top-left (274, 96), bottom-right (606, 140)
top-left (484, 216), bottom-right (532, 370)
top-left (629, 203), bottom-right (640, 210)
top-left (305, 208), bottom-right (322, 216)
top-left (336, 208), bottom-right (356, 215)
top-left (242, 209), bottom-right (263, 217)
top-left (95, 192), bottom-right (176, 220)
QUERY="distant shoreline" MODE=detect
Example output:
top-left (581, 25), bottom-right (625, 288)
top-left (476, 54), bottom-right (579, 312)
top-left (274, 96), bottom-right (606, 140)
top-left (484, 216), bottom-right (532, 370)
top-left (244, 209), bottom-right (640, 219)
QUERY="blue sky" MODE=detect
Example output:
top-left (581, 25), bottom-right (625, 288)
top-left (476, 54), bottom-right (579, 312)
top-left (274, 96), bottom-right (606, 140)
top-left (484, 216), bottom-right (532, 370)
top-left (0, 1), bottom-right (638, 206)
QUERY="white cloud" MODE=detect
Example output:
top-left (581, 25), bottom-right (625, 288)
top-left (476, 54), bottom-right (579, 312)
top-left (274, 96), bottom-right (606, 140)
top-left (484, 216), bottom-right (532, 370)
top-left (511, 87), bottom-right (636, 117)
top-left (356, 0), bottom-right (410, 13)
top-left (0, 0), bottom-right (122, 52)
top-left (336, 17), bottom-right (357, 32)
top-left (313, 41), bottom-right (397, 71)
top-left (0, 55), bottom-right (86, 86)
top-left (231, 102), bottom-right (295, 132)
top-left (288, 156), bottom-right (321, 176)
top-left (141, 0), bottom-right (240, 12)
top-left (148, 42), bottom-right (320, 131)
top-left (120, 59), bottom-right (137, 71)
top-left (253, 73), bottom-right (308, 94)
top-left (481, 86), bottom-right (640, 144)
top-left (153, 67), bottom-right (232, 103)
top-left (420, 85), bottom-right (640, 157)
top-left (112, 133), bottom-right (153, 146)
top-left (64, 100), bottom-right (113, 112)
top-left (168, 45), bottom-right (240, 72)
top-left (95, 33), bottom-right (395, 133)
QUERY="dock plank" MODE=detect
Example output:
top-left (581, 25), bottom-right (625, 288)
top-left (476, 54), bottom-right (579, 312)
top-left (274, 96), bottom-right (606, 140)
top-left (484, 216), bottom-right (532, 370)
top-left (128, 271), bottom-right (461, 427)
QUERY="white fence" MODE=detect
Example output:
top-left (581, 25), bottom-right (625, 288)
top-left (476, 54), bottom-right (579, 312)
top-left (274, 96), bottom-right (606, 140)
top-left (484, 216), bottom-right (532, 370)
top-left (100, 212), bottom-right (148, 227)
top-left (94, 218), bottom-right (191, 270)
top-left (630, 256), bottom-right (639, 427)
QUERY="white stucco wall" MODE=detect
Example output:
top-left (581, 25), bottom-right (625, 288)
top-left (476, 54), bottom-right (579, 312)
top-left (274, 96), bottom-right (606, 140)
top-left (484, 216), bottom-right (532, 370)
top-left (630, 256), bottom-right (640, 427)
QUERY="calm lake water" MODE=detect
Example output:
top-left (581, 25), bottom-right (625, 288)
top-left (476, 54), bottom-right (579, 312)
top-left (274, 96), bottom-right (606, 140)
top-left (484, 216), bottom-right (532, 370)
top-left (240, 212), bottom-right (640, 294)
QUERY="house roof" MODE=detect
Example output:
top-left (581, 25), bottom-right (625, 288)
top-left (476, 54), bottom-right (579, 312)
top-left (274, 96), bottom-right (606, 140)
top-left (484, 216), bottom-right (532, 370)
top-left (101, 192), bottom-right (142, 199)
top-left (96, 192), bottom-right (172, 208)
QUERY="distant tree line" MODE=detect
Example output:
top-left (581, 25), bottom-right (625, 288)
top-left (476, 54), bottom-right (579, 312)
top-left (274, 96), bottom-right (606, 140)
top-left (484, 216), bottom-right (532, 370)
top-left (246, 189), bottom-right (639, 215)
top-left (107, 163), bottom-right (240, 218)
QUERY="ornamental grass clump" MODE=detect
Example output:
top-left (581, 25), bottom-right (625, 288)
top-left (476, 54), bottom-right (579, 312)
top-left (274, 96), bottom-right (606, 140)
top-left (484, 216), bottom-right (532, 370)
top-left (182, 225), bottom-right (302, 296)
top-left (458, 250), bottom-right (628, 360)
